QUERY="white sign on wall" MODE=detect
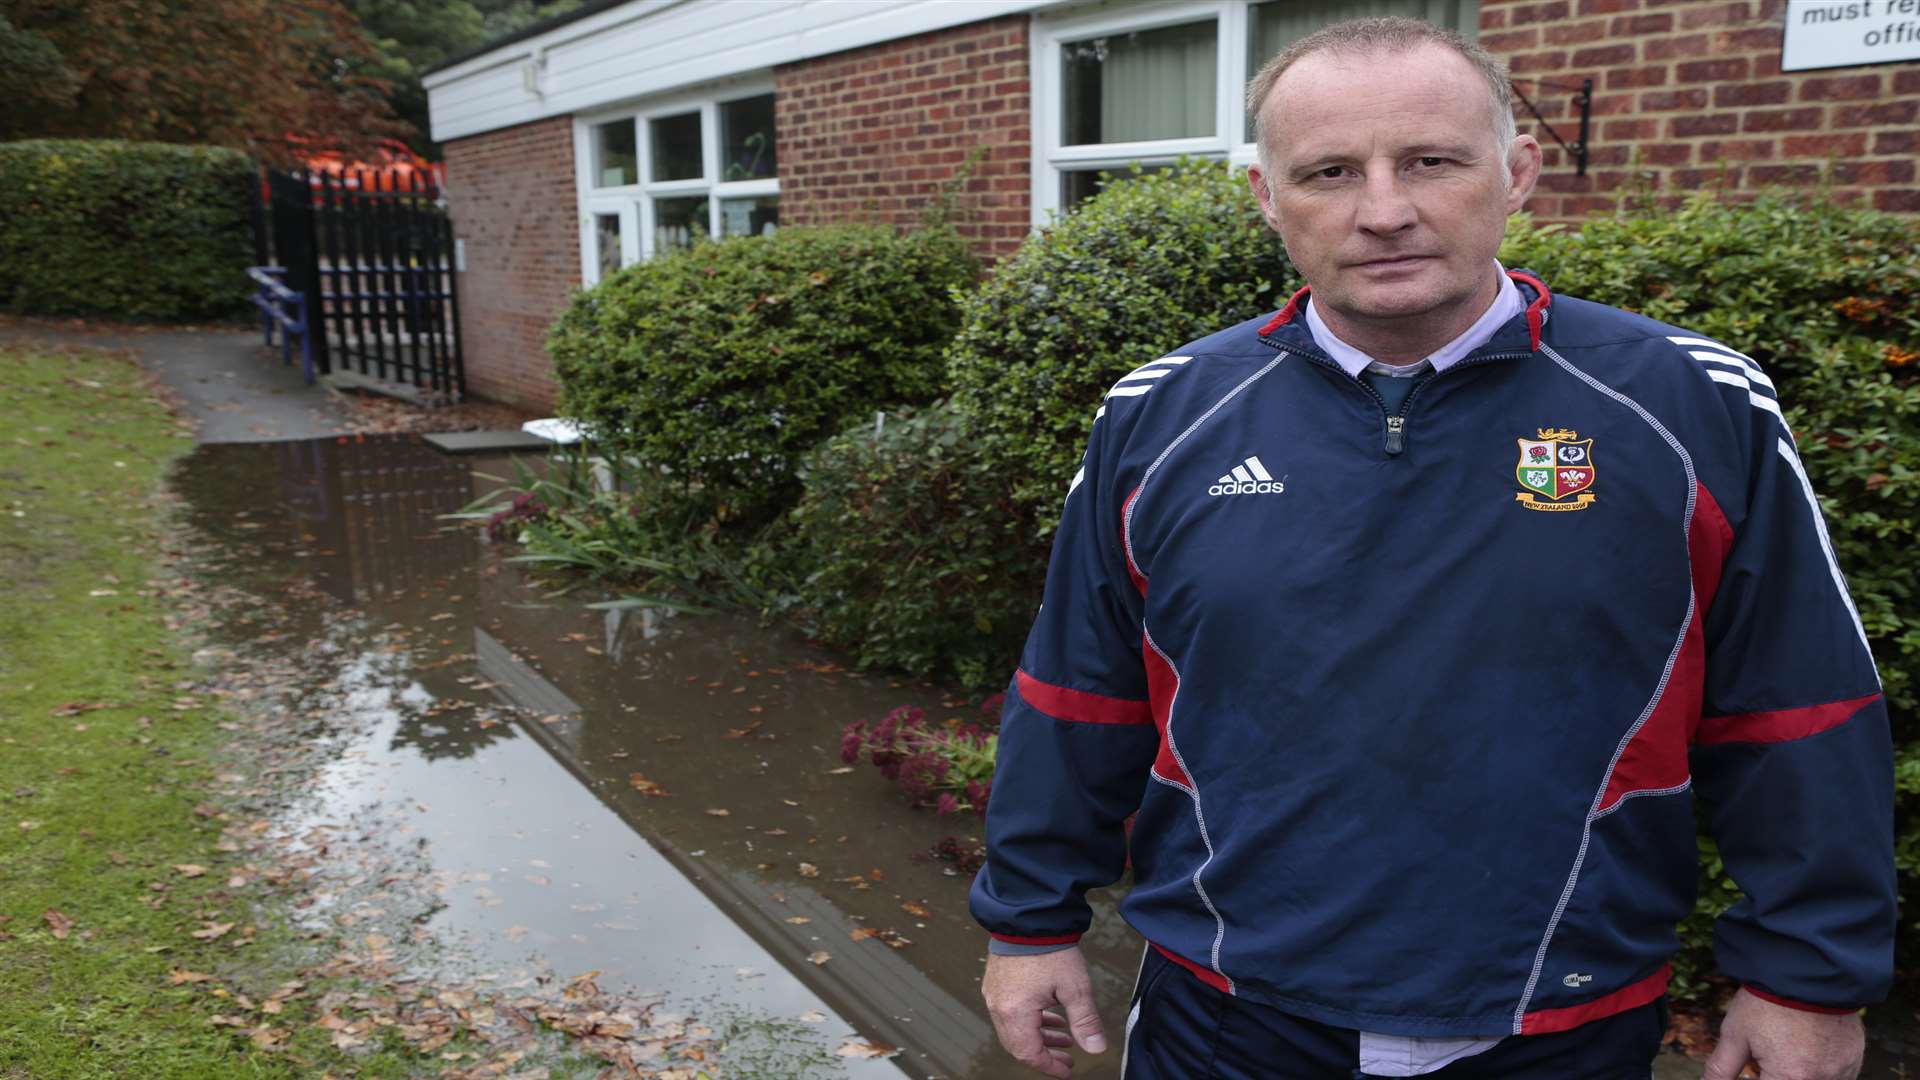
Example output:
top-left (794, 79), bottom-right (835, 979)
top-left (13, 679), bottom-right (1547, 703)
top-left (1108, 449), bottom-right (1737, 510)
top-left (1782, 0), bottom-right (1920, 72)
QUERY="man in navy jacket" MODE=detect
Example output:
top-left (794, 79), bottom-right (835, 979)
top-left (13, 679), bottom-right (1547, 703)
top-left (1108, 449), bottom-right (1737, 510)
top-left (972, 15), bottom-right (1892, 1080)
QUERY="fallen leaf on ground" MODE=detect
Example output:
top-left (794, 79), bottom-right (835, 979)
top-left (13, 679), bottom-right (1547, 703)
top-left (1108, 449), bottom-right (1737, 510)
top-left (798, 1010), bottom-right (826, 1022)
top-left (784, 916), bottom-right (810, 925)
top-left (797, 862), bottom-right (818, 878)
top-left (173, 864), bottom-right (207, 877)
top-left (849, 927), bottom-right (880, 941)
top-left (168, 968), bottom-right (213, 985)
top-left (51, 702), bottom-right (115, 716)
top-left (835, 1038), bottom-right (900, 1059)
top-left (627, 773), bottom-right (671, 797)
top-left (807, 951), bottom-right (831, 965)
top-left (902, 900), bottom-right (934, 919)
top-left (704, 808), bottom-right (730, 817)
top-left (191, 921), bottom-right (235, 941)
top-left (42, 910), bottom-right (74, 939)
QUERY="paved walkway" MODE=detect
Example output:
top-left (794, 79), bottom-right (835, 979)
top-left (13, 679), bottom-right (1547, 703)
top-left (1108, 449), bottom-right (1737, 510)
top-left (0, 323), bottom-right (355, 443)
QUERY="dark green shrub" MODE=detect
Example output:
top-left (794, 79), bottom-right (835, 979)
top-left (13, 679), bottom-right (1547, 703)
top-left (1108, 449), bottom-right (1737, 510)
top-left (0, 140), bottom-right (254, 321)
top-left (791, 402), bottom-right (1042, 689)
top-left (1506, 193), bottom-right (1920, 991)
top-left (548, 223), bottom-right (979, 529)
top-left (947, 160), bottom-right (1300, 533)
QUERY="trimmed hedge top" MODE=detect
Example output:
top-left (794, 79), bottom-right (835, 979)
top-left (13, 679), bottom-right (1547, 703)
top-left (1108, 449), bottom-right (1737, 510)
top-left (945, 160), bottom-right (1301, 532)
top-left (548, 222), bottom-right (979, 528)
top-left (0, 140), bottom-right (255, 321)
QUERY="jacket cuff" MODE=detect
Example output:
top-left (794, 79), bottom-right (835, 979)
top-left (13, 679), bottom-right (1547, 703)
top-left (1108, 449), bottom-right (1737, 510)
top-left (989, 938), bottom-right (1079, 957)
top-left (989, 931), bottom-right (1083, 947)
top-left (1744, 985), bottom-right (1860, 1015)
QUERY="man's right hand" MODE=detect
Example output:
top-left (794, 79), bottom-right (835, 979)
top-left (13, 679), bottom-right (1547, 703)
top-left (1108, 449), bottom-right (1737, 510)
top-left (982, 946), bottom-right (1109, 1077)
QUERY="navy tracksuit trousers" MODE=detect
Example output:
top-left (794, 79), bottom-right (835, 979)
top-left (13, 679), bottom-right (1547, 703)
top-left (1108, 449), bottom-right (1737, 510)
top-left (1120, 947), bottom-right (1666, 1079)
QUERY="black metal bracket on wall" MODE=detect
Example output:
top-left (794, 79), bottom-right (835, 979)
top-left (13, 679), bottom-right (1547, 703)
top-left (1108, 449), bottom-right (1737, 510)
top-left (1508, 77), bottom-right (1594, 176)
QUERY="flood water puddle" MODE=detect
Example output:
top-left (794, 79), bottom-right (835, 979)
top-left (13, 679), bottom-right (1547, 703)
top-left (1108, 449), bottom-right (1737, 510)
top-left (168, 434), bottom-right (1920, 1079)
top-left (168, 435), bottom-right (1139, 1080)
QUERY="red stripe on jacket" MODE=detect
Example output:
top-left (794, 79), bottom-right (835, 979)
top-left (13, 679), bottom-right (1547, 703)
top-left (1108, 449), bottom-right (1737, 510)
top-left (1598, 483), bottom-right (1732, 813)
top-left (1521, 964), bottom-right (1671, 1035)
top-left (1152, 943), bottom-right (1233, 994)
top-left (1696, 693), bottom-right (1883, 746)
top-left (1143, 631), bottom-right (1190, 788)
top-left (1015, 670), bottom-right (1152, 726)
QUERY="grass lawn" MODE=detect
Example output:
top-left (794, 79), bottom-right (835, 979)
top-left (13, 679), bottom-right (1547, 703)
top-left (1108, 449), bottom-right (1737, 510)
top-left (0, 345), bottom-right (478, 1078)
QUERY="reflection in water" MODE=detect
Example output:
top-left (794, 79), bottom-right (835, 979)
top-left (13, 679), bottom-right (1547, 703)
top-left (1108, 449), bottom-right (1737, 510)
top-left (168, 435), bottom-right (1139, 1080)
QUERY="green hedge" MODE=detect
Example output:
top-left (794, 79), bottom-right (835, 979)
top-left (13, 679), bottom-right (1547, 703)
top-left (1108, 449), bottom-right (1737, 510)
top-left (784, 161), bottom-right (1299, 686)
top-left (791, 402), bottom-right (1044, 688)
top-left (947, 160), bottom-right (1301, 535)
top-left (0, 140), bottom-right (254, 321)
top-left (548, 222), bottom-right (978, 529)
top-left (1503, 192), bottom-right (1920, 990)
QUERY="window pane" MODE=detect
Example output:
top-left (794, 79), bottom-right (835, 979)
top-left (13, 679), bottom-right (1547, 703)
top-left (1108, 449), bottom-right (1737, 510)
top-left (651, 112), bottom-right (704, 181)
top-left (720, 94), bottom-right (777, 181)
top-left (1246, 0), bottom-right (1478, 140)
top-left (1062, 164), bottom-right (1176, 210)
top-left (593, 119), bottom-right (636, 187)
top-left (654, 196), bottom-right (709, 252)
top-left (1062, 20), bottom-right (1216, 145)
top-left (720, 195), bottom-right (779, 238)
top-left (596, 213), bottom-right (623, 277)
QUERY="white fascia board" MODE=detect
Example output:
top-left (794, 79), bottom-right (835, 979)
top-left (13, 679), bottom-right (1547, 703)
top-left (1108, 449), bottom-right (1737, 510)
top-left (429, 0), bottom-right (1061, 143)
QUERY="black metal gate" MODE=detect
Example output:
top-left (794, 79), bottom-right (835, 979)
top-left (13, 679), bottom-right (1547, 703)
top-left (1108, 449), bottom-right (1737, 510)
top-left (258, 168), bottom-right (465, 401)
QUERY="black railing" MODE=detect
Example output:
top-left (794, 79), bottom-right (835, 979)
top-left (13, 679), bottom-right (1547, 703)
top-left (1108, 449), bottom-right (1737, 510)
top-left (258, 168), bottom-right (465, 401)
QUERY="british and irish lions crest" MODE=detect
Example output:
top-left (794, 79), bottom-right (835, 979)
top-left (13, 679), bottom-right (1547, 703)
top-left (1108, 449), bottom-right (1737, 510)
top-left (1515, 427), bottom-right (1596, 512)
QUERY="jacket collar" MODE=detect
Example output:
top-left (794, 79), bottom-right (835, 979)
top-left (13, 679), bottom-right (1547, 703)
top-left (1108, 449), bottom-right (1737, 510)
top-left (1258, 268), bottom-right (1552, 362)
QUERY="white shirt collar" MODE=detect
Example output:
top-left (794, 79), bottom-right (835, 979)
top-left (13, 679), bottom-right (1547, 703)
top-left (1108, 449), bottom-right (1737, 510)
top-left (1304, 263), bottom-right (1525, 379)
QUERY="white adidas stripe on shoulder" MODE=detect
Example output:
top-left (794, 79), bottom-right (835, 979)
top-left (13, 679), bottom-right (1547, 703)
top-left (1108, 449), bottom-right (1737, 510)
top-left (1670, 336), bottom-right (1757, 365)
top-left (1074, 355), bottom-right (1195, 501)
top-left (1668, 335), bottom-right (1787, 427)
top-left (1777, 435), bottom-right (1875, 664)
top-left (1106, 355), bottom-right (1192, 399)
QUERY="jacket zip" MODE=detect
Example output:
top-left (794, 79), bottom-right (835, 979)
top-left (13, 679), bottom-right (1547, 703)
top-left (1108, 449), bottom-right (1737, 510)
top-left (1258, 339), bottom-right (1532, 457)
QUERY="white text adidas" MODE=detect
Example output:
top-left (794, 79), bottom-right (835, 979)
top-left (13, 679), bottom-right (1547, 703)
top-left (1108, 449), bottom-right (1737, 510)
top-left (1208, 456), bottom-right (1285, 497)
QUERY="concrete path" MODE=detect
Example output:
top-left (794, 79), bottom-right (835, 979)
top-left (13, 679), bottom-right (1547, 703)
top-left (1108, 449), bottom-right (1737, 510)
top-left (0, 323), bottom-right (354, 443)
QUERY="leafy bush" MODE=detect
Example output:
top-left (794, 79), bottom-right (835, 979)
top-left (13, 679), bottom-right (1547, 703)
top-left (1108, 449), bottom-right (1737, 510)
top-left (547, 222), bottom-right (978, 529)
top-left (1506, 192), bottom-right (1920, 988)
top-left (947, 160), bottom-right (1301, 533)
top-left (0, 140), bottom-right (254, 321)
top-left (791, 402), bottom-right (1042, 688)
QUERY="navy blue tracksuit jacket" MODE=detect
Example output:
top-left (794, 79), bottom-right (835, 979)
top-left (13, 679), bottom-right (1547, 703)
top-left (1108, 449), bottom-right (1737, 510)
top-left (970, 273), bottom-right (1894, 1039)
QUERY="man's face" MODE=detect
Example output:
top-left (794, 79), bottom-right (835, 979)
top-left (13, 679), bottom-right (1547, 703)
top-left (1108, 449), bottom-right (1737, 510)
top-left (1246, 45), bottom-right (1541, 336)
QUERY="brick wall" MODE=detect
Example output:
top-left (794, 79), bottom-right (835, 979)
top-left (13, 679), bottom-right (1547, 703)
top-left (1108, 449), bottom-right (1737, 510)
top-left (443, 116), bottom-right (578, 412)
top-left (774, 15), bottom-right (1031, 261)
top-left (1480, 0), bottom-right (1919, 218)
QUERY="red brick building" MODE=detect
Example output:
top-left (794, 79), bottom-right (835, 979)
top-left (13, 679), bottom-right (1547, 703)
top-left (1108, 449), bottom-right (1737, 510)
top-left (425, 0), bottom-right (1919, 411)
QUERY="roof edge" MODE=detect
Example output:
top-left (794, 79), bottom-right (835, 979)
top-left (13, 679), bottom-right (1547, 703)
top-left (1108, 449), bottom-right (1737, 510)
top-left (422, 0), bottom-right (635, 78)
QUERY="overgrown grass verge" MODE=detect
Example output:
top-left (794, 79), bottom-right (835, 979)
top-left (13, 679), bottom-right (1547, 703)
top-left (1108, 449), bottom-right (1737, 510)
top-left (0, 345), bottom-right (480, 1078)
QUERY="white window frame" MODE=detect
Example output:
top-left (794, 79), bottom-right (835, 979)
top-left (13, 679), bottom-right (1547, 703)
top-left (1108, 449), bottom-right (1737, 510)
top-left (1032, 0), bottom-right (1475, 225)
top-left (574, 76), bottom-right (779, 285)
top-left (1031, 1), bottom-right (1258, 227)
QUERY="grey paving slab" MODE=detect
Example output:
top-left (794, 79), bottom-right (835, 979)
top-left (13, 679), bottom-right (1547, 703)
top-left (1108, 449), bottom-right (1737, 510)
top-left (0, 324), bottom-right (355, 443)
top-left (421, 430), bottom-right (553, 455)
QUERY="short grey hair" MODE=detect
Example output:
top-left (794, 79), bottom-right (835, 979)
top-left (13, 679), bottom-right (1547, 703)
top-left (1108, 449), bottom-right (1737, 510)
top-left (1247, 17), bottom-right (1517, 175)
